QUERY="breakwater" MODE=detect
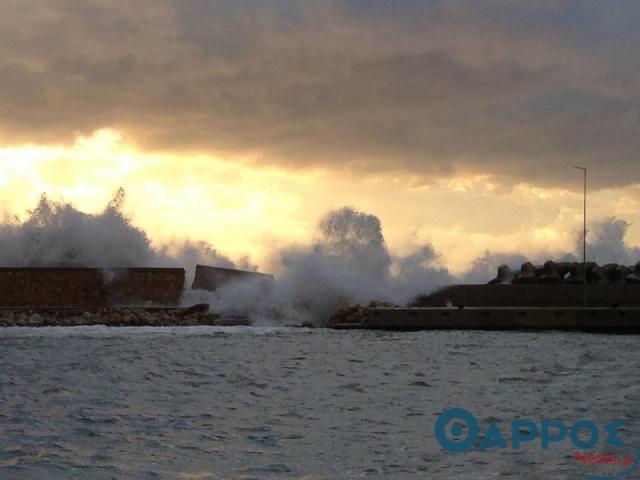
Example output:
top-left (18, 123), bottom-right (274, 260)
top-left (191, 264), bottom-right (274, 291)
top-left (0, 264), bottom-right (279, 327)
top-left (0, 267), bottom-right (185, 307)
top-left (411, 283), bottom-right (640, 308)
top-left (0, 306), bottom-right (250, 327)
top-left (329, 305), bottom-right (640, 331)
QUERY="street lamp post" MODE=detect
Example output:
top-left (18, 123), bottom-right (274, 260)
top-left (574, 166), bottom-right (587, 307)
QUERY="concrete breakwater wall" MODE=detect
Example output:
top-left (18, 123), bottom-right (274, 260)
top-left (0, 267), bottom-right (185, 307)
top-left (105, 268), bottom-right (185, 305)
top-left (192, 265), bottom-right (274, 291)
top-left (329, 306), bottom-right (640, 332)
top-left (412, 284), bottom-right (640, 308)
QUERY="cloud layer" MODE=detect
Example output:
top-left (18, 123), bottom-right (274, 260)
top-left (2, 1), bottom-right (640, 188)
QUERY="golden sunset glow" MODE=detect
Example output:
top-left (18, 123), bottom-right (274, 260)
top-left (6, 5), bottom-right (640, 480)
top-left (2, 128), bottom-right (640, 274)
top-left (2, 1), bottom-right (640, 277)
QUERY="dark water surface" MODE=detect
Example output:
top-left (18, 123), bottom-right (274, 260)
top-left (1, 327), bottom-right (640, 479)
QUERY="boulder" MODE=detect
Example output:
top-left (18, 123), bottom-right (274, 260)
top-left (328, 304), bottom-right (367, 326)
top-left (180, 303), bottom-right (210, 316)
top-left (602, 263), bottom-right (629, 283)
top-left (368, 301), bottom-right (398, 308)
top-left (590, 265), bottom-right (609, 284)
top-left (488, 264), bottom-right (515, 285)
top-left (539, 261), bottom-right (562, 284)
top-left (512, 262), bottom-right (539, 284)
top-left (625, 261), bottom-right (640, 283)
top-left (565, 262), bottom-right (584, 284)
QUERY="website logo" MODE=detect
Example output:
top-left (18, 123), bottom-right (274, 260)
top-left (435, 408), bottom-right (639, 479)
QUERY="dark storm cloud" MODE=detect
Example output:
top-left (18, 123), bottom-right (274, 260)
top-left (1, 0), bottom-right (640, 188)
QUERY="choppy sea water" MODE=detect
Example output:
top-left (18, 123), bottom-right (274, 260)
top-left (2, 326), bottom-right (640, 480)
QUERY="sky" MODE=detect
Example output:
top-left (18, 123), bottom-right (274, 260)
top-left (1, 0), bottom-right (640, 273)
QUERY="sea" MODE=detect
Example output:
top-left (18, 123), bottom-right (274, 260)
top-left (2, 326), bottom-right (640, 479)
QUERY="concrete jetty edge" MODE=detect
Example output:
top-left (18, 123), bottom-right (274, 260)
top-left (328, 307), bottom-right (640, 332)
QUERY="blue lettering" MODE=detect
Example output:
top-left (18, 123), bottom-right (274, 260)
top-left (512, 419), bottom-right (538, 449)
top-left (570, 420), bottom-right (599, 449)
top-left (604, 420), bottom-right (624, 448)
top-left (434, 408), bottom-right (479, 452)
top-left (478, 422), bottom-right (507, 450)
top-left (541, 419), bottom-right (566, 449)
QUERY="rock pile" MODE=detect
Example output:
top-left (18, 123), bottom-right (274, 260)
top-left (329, 305), bottom-right (367, 326)
top-left (0, 306), bottom-right (250, 327)
top-left (328, 301), bottom-right (398, 327)
top-left (489, 261), bottom-right (640, 285)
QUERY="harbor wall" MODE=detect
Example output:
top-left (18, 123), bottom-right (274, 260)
top-left (0, 268), bottom-right (105, 307)
top-left (0, 267), bottom-right (185, 307)
top-left (330, 306), bottom-right (640, 332)
top-left (412, 284), bottom-right (640, 308)
top-left (105, 268), bottom-right (186, 306)
top-left (191, 264), bottom-right (274, 291)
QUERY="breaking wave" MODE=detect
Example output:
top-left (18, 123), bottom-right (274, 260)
top-left (0, 189), bottom-right (236, 285)
top-left (2, 191), bottom-right (640, 325)
top-left (185, 207), bottom-right (455, 325)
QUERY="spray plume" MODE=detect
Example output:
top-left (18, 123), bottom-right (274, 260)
top-left (0, 188), bottom-right (235, 287)
top-left (2, 191), bottom-right (639, 325)
top-left (186, 207), bottom-right (454, 325)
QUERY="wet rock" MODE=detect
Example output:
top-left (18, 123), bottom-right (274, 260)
top-left (590, 265), bottom-right (609, 284)
top-left (615, 265), bottom-right (631, 283)
top-left (0, 307), bottom-right (242, 328)
top-left (180, 304), bottom-right (210, 316)
top-left (367, 301), bottom-right (398, 308)
top-left (539, 261), bottom-right (562, 284)
top-left (626, 262), bottom-right (640, 283)
top-left (512, 262), bottom-right (539, 284)
top-left (215, 316), bottom-right (251, 326)
top-left (556, 262), bottom-right (572, 281)
top-left (328, 304), bottom-right (367, 326)
top-left (196, 313), bottom-right (220, 325)
top-left (585, 262), bottom-right (598, 282)
top-left (488, 264), bottom-right (514, 285)
top-left (565, 263), bottom-right (586, 284)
